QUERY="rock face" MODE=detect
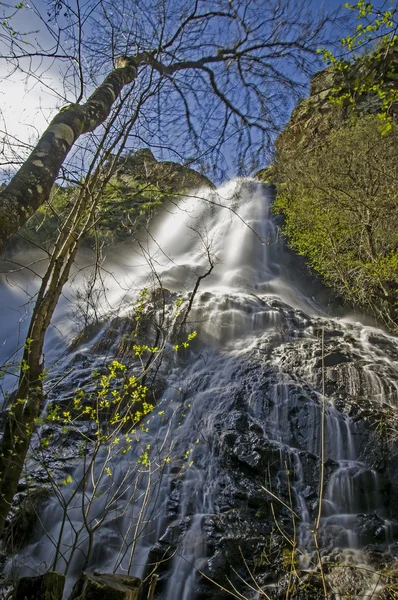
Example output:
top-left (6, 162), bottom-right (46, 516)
top-left (11, 293), bottom-right (398, 600)
top-left (89, 149), bottom-right (213, 246)
top-left (16, 572), bottom-right (65, 600)
top-left (270, 42), bottom-right (398, 161)
top-left (258, 43), bottom-right (398, 333)
top-left (117, 148), bottom-right (212, 192)
top-left (154, 295), bottom-right (398, 599)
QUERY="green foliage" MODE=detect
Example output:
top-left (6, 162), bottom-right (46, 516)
top-left (13, 155), bottom-right (179, 251)
top-left (0, 1), bottom-right (32, 41)
top-left (44, 359), bottom-right (154, 438)
top-left (341, 1), bottom-right (397, 49)
top-left (172, 331), bottom-right (197, 351)
top-left (274, 115), bottom-right (398, 330)
top-left (96, 177), bottom-right (168, 244)
top-left (318, 2), bottom-right (398, 133)
top-left (134, 287), bottom-right (148, 323)
top-left (20, 301), bottom-right (200, 574)
top-left (173, 296), bottom-right (183, 316)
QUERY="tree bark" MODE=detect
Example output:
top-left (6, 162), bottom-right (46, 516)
top-left (0, 359), bottom-right (43, 536)
top-left (0, 58), bottom-right (138, 256)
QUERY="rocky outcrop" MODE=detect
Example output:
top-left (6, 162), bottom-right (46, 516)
top-left (69, 573), bottom-right (142, 600)
top-left (115, 148), bottom-right (212, 193)
top-left (5, 149), bottom-right (213, 253)
top-left (269, 42), bottom-right (398, 165)
top-left (89, 149), bottom-right (213, 246)
top-left (260, 43), bottom-right (398, 333)
top-left (256, 42), bottom-right (398, 184)
top-left (16, 572), bottom-right (65, 600)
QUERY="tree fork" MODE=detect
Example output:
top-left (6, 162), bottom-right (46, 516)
top-left (0, 57), bottom-right (140, 256)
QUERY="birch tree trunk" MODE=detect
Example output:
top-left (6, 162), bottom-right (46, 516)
top-left (0, 58), bottom-right (138, 255)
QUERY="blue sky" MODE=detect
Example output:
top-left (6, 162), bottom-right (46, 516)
top-left (0, 0), bottom-right (396, 179)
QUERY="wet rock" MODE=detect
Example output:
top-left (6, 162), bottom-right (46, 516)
top-left (16, 571), bottom-right (65, 600)
top-left (159, 517), bottom-right (191, 547)
top-left (167, 478), bottom-right (183, 515)
top-left (315, 351), bottom-right (352, 368)
top-left (69, 322), bottom-right (105, 351)
top-left (69, 573), bottom-right (141, 599)
top-left (357, 513), bottom-right (394, 543)
top-left (4, 486), bottom-right (51, 553)
top-left (6, 284), bottom-right (398, 600)
top-left (146, 541), bottom-right (175, 575)
top-left (231, 432), bottom-right (263, 470)
top-left (144, 542), bottom-right (174, 596)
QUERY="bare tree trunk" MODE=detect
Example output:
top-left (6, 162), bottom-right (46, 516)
top-left (0, 57), bottom-right (139, 256)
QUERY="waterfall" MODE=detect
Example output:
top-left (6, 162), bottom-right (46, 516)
top-left (1, 179), bottom-right (398, 599)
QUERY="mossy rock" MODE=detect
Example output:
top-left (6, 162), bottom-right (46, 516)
top-left (69, 573), bottom-right (142, 600)
top-left (265, 41), bottom-right (398, 331)
top-left (275, 41), bottom-right (398, 160)
top-left (254, 164), bottom-right (277, 184)
top-left (16, 571), bottom-right (65, 600)
top-left (6, 149), bottom-right (214, 254)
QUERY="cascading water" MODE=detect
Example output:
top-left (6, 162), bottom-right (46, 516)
top-left (1, 179), bottom-right (398, 599)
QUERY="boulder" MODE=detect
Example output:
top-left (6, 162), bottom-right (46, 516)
top-left (69, 572), bottom-right (141, 600)
top-left (16, 571), bottom-right (65, 600)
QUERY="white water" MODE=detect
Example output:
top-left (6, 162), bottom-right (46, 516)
top-left (1, 179), bottom-right (398, 599)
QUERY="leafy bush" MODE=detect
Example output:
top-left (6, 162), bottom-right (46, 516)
top-left (274, 115), bottom-right (398, 330)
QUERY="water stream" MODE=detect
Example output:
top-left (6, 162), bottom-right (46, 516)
top-left (1, 179), bottom-right (398, 598)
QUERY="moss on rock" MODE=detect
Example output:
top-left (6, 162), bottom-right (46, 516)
top-left (266, 42), bottom-right (398, 332)
top-left (6, 150), bottom-right (213, 253)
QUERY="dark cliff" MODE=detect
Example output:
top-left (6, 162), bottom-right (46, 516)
top-left (260, 42), bottom-right (398, 333)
